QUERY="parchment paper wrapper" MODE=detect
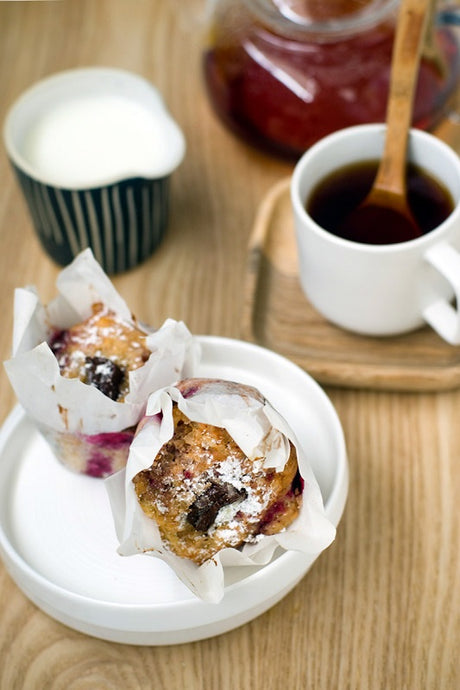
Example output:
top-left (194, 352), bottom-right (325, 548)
top-left (106, 378), bottom-right (336, 602)
top-left (4, 249), bottom-right (200, 477)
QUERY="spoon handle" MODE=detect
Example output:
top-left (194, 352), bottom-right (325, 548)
top-left (374, 0), bottom-right (430, 197)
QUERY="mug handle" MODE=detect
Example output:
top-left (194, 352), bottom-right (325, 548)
top-left (423, 243), bottom-right (460, 344)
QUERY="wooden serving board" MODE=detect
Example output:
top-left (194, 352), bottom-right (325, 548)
top-left (241, 174), bottom-right (460, 392)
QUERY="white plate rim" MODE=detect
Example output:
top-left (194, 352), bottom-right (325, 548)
top-left (0, 335), bottom-right (349, 643)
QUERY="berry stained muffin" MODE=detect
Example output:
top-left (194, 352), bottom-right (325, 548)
top-left (133, 393), bottom-right (303, 565)
top-left (5, 249), bottom-right (199, 477)
top-left (108, 377), bottom-right (335, 601)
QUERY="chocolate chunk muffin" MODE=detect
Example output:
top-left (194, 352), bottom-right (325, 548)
top-left (133, 379), bottom-right (303, 565)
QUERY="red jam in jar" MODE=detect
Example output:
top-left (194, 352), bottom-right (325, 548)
top-left (203, 0), bottom-right (460, 159)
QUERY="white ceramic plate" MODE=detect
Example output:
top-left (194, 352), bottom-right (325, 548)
top-left (0, 336), bottom-right (348, 645)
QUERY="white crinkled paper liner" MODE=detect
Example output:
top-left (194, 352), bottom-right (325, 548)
top-left (4, 249), bottom-right (200, 435)
top-left (106, 379), bottom-right (336, 603)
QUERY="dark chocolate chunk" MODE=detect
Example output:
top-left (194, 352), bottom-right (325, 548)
top-left (84, 356), bottom-right (124, 400)
top-left (187, 481), bottom-right (247, 532)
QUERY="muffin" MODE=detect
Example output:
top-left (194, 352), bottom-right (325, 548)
top-left (132, 392), bottom-right (303, 565)
top-left (4, 249), bottom-right (199, 478)
top-left (123, 378), bottom-right (302, 566)
top-left (38, 302), bottom-right (155, 476)
top-left (108, 375), bottom-right (336, 602)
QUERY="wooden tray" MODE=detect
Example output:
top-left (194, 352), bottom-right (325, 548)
top-left (241, 177), bottom-right (460, 392)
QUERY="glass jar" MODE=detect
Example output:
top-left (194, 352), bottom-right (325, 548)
top-left (202, 0), bottom-right (460, 159)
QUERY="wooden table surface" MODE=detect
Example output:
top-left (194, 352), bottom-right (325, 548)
top-left (0, 1), bottom-right (458, 688)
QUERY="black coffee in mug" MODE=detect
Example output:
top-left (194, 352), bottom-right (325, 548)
top-left (306, 160), bottom-right (455, 245)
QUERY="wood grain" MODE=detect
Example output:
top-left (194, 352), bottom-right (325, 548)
top-left (0, 2), bottom-right (459, 689)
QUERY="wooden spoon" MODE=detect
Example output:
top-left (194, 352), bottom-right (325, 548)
top-left (340, 0), bottom-right (431, 244)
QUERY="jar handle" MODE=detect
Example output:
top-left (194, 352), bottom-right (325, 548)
top-left (437, 3), bottom-right (460, 26)
top-left (430, 3), bottom-right (460, 124)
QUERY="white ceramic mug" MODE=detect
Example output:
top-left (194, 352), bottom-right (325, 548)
top-left (291, 124), bottom-right (460, 344)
